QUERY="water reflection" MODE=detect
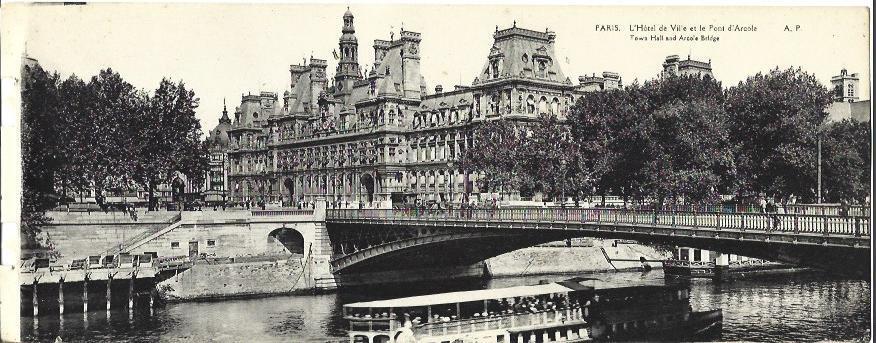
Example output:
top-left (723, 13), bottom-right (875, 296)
top-left (22, 270), bottom-right (870, 342)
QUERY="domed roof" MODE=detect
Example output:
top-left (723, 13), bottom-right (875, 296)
top-left (208, 121), bottom-right (231, 149)
top-left (344, 7), bottom-right (353, 18)
top-left (340, 33), bottom-right (358, 43)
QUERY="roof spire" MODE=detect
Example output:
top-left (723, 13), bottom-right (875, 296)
top-left (513, 20), bottom-right (516, 28)
top-left (219, 97), bottom-right (231, 124)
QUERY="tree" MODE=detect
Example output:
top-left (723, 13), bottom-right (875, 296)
top-left (84, 69), bottom-right (142, 202)
top-left (595, 83), bottom-right (652, 205)
top-left (21, 63), bottom-right (61, 245)
top-left (642, 99), bottom-right (736, 205)
top-left (55, 75), bottom-right (94, 200)
top-left (519, 113), bottom-right (579, 204)
top-left (822, 119), bottom-right (871, 203)
top-left (568, 84), bottom-right (652, 206)
top-left (459, 118), bottom-right (525, 199)
top-left (725, 67), bottom-right (832, 201)
top-left (131, 79), bottom-right (208, 210)
top-left (569, 74), bottom-right (730, 206)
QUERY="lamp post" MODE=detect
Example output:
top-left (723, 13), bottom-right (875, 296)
top-left (817, 131), bottom-right (822, 204)
top-left (817, 120), bottom-right (825, 204)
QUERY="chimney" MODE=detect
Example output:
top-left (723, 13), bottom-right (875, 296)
top-left (435, 85), bottom-right (443, 94)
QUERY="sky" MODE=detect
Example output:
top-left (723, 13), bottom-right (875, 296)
top-left (4, 4), bottom-right (871, 136)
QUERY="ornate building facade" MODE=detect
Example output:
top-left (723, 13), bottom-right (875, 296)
top-left (212, 10), bottom-right (614, 206)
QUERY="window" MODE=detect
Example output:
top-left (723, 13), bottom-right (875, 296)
top-left (538, 96), bottom-right (548, 114)
top-left (207, 240), bottom-right (216, 247)
top-left (848, 84), bottom-right (855, 97)
top-left (171, 242), bottom-right (180, 249)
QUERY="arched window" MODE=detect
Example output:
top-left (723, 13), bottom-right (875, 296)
top-left (526, 95), bottom-right (536, 114)
top-left (848, 84), bottom-right (855, 97)
top-left (538, 96), bottom-right (548, 114)
top-left (491, 60), bottom-right (500, 78)
top-left (491, 95), bottom-right (499, 115)
top-left (550, 97), bottom-right (560, 115)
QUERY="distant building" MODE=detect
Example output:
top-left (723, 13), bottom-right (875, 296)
top-left (575, 72), bottom-right (622, 92)
top-left (831, 68), bottom-right (859, 102)
top-left (662, 54), bottom-right (713, 79)
top-left (827, 68), bottom-right (869, 122)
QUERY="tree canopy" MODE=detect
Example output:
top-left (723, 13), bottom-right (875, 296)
top-left (21, 63), bottom-right (209, 243)
top-left (464, 69), bottom-right (867, 207)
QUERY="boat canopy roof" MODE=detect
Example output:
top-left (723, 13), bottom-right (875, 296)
top-left (345, 283), bottom-right (583, 309)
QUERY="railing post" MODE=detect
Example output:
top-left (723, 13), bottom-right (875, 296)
top-left (823, 215), bottom-right (829, 236)
top-left (794, 215), bottom-right (799, 234)
top-left (716, 212), bottom-right (721, 230)
top-left (854, 217), bottom-right (861, 237)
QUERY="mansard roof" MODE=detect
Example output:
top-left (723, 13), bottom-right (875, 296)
top-left (476, 26), bottom-right (568, 84)
top-left (420, 89), bottom-right (473, 111)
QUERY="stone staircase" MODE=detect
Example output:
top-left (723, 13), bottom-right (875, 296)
top-left (313, 275), bottom-right (338, 291)
top-left (120, 218), bottom-right (184, 254)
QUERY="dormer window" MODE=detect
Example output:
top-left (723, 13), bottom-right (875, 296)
top-left (491, 60), bottom-right (500, 78)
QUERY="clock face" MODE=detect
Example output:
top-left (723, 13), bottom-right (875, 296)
top-left (409, 44), bottom-right (418, 55)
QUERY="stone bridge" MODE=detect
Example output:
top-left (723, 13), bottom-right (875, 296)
top-left (324, 208), bottom-right (871, 278)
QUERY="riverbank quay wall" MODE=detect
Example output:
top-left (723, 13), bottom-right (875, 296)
top-left (36, 211), bottom-right (180, 264)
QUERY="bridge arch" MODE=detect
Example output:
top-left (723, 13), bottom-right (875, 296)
top-left (267, 227), bottom-right (305, 255)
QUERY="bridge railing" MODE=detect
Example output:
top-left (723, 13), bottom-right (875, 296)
top-left (326, 208), bottom-right (870, 237)
top-left (250, 209), bottom-right (314, 216)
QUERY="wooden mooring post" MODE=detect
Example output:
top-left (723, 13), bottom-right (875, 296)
top-left (106, 274), bottom-right (113, 313)
top-left (83, 275), bottom-right (89, 313)
top-left (58, 277), bottom-right (65, 315)
top-left (32, 280), bottom-right (39, 316)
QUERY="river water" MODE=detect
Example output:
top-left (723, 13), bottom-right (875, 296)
top-left (22, 270), bottom-right (871, 342)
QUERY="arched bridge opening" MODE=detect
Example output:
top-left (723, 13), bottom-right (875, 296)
top-left (268, 228), bottom-right (305, 256)
top-left (327, 224), bottom-right (575, 275)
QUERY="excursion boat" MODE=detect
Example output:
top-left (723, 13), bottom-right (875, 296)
top-left (663, 247), bottom-right (803, 281)
top-left (343, 278), bottom-right (722, 343)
